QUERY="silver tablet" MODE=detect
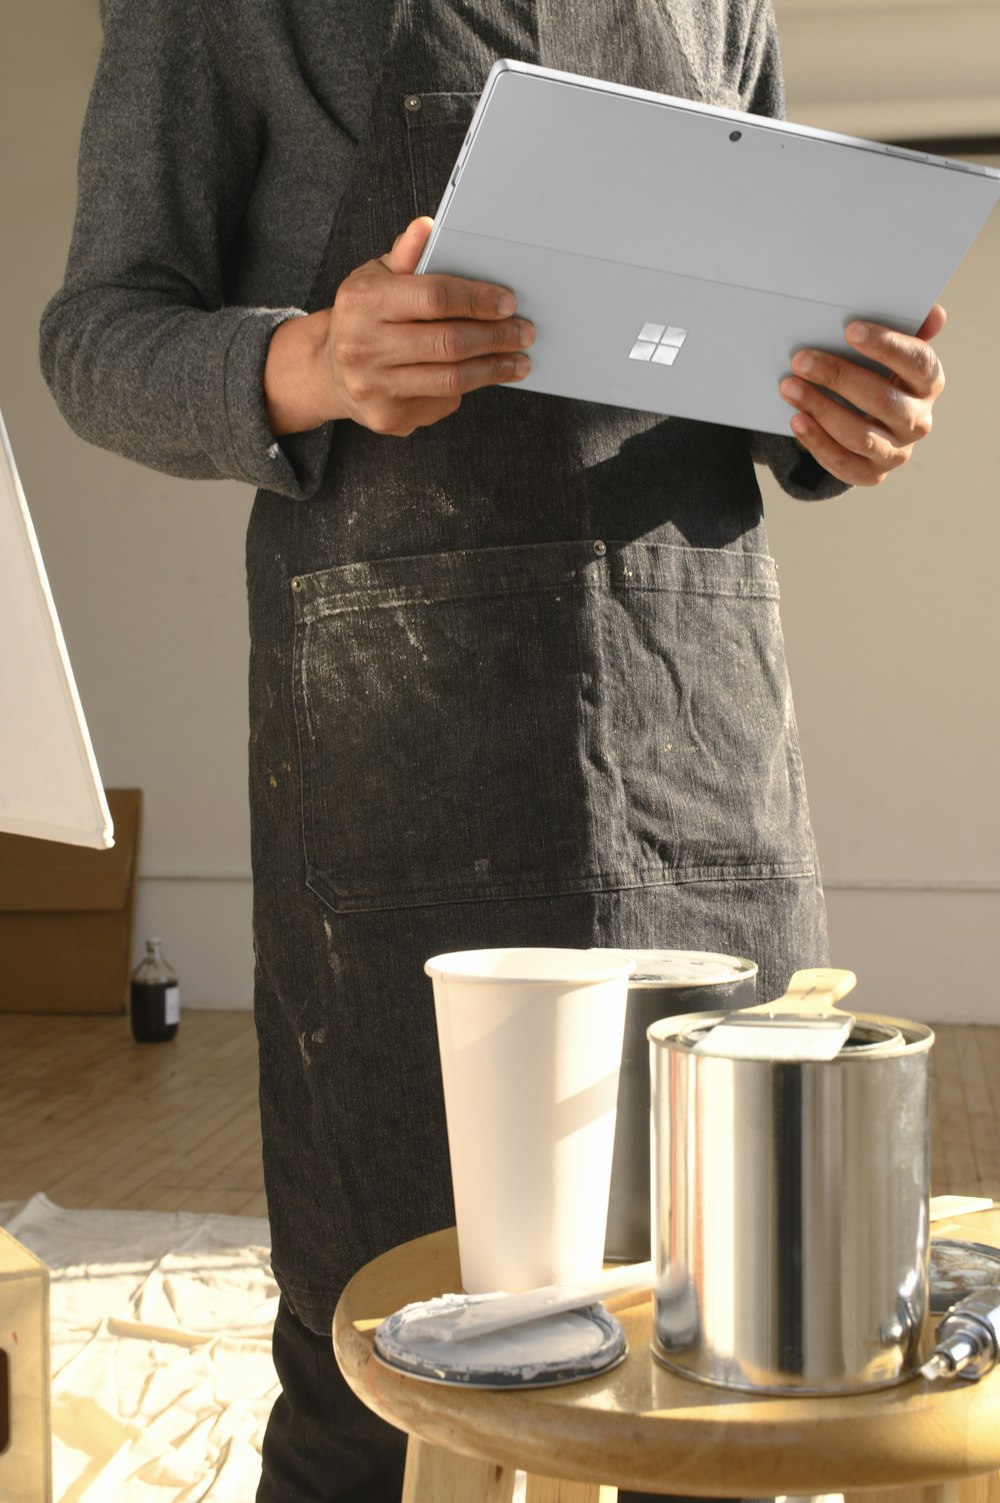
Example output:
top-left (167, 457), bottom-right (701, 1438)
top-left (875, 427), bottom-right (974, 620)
top-left (417, 60), bottom-right (1000, 434)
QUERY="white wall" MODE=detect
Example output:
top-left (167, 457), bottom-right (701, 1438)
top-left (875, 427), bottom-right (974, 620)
top-left (2, 2), bottom-right (254, 1008)
top-left (767, 1), bottom-right (1000, 1023)
top-left (775, 0), bottom-right (1000, 140)
top-left (2, 1), bottom-right (997, 1018)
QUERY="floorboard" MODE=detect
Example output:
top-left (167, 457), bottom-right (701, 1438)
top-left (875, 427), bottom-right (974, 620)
top-left (1, 1014), bottom-right (997, 1215)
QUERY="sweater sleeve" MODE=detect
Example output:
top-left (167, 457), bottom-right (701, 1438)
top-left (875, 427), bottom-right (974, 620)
top-left (738, 0), bottom-right (852, 503)
top-left (39, 0), bottom-right (332, 499)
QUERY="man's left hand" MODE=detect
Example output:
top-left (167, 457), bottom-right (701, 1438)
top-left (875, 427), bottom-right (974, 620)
top-left (778, 304), bottom-right (946, 486)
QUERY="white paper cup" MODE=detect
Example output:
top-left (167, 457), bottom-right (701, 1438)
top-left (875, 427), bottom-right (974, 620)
top-left (424, 947), bottom-right (634, 1293)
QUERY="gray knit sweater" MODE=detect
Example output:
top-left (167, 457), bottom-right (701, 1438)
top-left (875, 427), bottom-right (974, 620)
top-left (40, 0), bottom-right (848, 503)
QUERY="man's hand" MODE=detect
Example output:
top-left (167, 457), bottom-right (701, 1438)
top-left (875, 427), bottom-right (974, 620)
top-left (264, 217), bottom-right (534, 438)
top-left (778, 304), bottom-right (946, 486)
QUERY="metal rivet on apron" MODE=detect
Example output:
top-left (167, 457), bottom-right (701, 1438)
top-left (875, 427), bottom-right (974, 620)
top-left (404, 95), bottom-right (422, 112)
top-left (593, 540), bottom-right (607, 557)
top-left (290, 577), bottom-right (303, 591)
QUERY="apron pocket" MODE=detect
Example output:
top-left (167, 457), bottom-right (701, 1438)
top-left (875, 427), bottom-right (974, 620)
top-left (290, 540), bottom-right (816, 915)
top-left (403, 91), bottom-right (479, 219)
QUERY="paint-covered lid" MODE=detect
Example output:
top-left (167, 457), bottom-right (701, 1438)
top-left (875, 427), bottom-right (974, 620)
top-left (617, 949), bottom-right (757, 988)
top-left (374, 1298), bottom-right (627, 1389)
top-left (649, 1008), bottom-right (933, 1058)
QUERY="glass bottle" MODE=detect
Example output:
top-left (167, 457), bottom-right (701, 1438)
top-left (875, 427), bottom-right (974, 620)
top-left (130, 937), bottom-right (180, 1043)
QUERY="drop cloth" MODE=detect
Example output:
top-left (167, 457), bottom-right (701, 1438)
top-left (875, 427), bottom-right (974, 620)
top-left (0, 1193), bottom-right (279, 1503)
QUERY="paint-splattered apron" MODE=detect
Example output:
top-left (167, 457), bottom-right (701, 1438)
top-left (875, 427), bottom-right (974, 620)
top-left (246, 0), bottom-right (828, 1336)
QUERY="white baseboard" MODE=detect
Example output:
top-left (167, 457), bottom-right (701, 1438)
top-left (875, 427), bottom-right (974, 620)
top-left (131, 877), bottom-right (998, 1023)
top-left (133, 878), bottom-right (253, 1011)
top-left (824, 886), bottom-right (998, 1024)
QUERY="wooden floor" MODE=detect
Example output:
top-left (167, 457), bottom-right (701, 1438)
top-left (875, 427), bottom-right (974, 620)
top-left (0, 1009), bottom-right (267, 1216)
top-left (930, 1025), bottom-right (1000, 1200)
top-left (0, 1012), bottom-right (998, 1215)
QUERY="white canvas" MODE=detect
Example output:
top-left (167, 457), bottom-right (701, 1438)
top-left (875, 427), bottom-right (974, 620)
top-left (0, 409), bottom-right (113, 848)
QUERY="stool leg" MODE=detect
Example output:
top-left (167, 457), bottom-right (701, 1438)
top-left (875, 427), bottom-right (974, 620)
top-left (956, 1478), bottom-right (1000, 1503)
top-left (524, 1477), bottom-right (614, 1502)
top-left (401, 1435), bottom-right (516, 1502)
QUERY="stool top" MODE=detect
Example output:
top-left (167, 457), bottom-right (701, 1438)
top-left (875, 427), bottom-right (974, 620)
top-left (333, 1209), bottom-right (1000, 1497)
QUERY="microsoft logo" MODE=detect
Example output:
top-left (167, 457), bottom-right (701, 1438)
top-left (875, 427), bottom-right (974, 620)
top-left (628, 323), bottom-right (688, 365)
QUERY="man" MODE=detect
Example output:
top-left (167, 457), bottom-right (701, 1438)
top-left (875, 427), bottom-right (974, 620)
top-left (40, 2), bottom-right (944, 1498)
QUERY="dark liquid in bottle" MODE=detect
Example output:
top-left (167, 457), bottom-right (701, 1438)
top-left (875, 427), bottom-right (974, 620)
top-left (130, 981), bottom-right (179, 1043)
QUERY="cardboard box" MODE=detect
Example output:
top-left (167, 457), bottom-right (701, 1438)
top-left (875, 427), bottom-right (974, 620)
top-left (0, 1226), bottom-right (51, 1503)
top-left (0, 789), bottom-right (141, 1015)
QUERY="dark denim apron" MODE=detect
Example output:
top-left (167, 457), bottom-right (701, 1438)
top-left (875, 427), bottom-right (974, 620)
top-left (246, 0), bottom-right (828, 1342)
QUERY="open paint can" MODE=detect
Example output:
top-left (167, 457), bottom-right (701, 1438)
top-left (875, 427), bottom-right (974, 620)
top-left (603, 950), bottom-right (757, 1263)
top-left (649, 1002), bottom-right (934, 1392)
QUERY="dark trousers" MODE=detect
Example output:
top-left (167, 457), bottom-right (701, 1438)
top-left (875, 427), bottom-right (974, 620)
top-left (257, 1297), bottom-right (406, 1503)
top-left (257, 1296), bottom-right (773, 1503)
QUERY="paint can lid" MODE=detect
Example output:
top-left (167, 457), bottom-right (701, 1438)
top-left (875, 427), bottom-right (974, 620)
top-left (373, 1298), bottom-right (627, 1388)
top-left (617, 949), bottom-right (758, 988)
top-left (931, 1238), bottom-right (1000, 1314)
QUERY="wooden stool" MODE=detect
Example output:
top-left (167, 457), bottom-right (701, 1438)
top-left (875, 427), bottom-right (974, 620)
top-left (333, 1208), bottom-right (1000, 1503)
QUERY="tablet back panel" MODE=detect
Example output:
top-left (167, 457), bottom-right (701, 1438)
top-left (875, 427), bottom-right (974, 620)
top-left (419, 62), bottom-right (1000, 433)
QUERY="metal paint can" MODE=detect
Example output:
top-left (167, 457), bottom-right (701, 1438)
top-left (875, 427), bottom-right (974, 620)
top-left (648, 1006), bottom-right (934, 1392)
top-left (602, 950), bottom-right (757, 1263)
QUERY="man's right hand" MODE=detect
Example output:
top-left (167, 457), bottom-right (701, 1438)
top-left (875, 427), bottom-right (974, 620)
top-left (264, 216), bottom-right (534, 438)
